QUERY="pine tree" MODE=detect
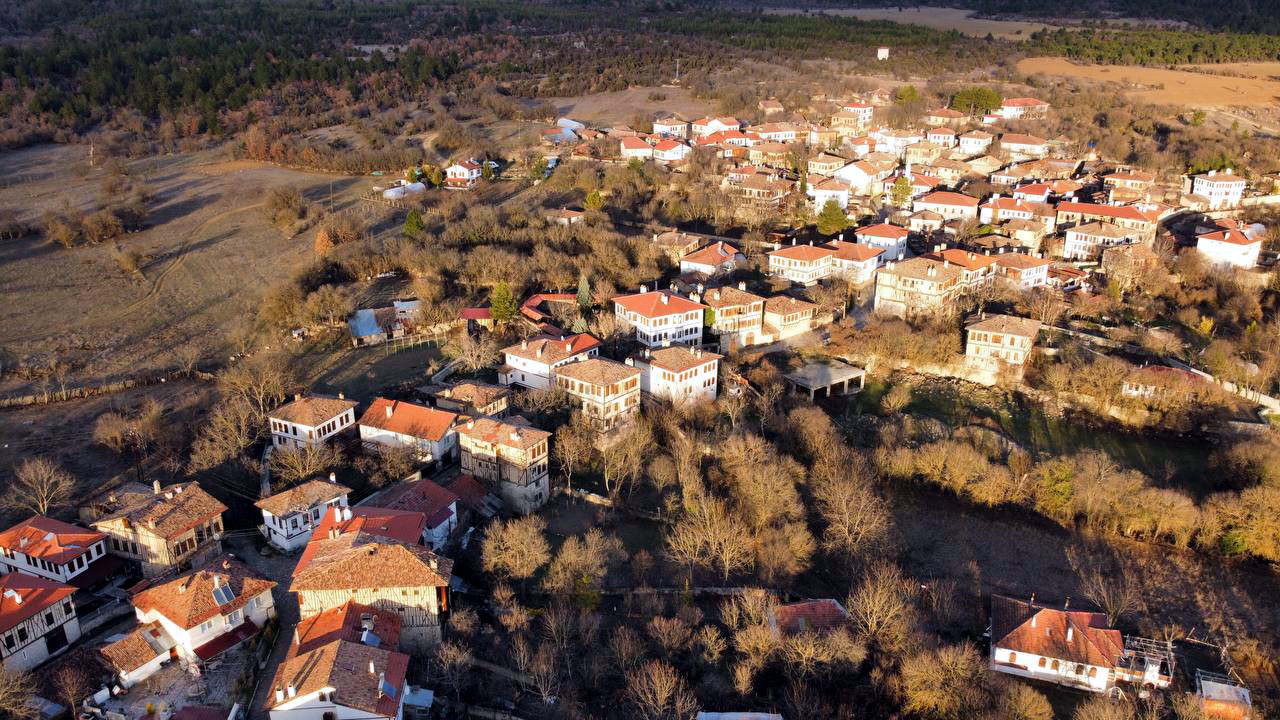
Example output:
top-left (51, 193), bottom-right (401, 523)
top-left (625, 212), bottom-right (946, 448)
top-left (585, 190), bottom-right (605, 212)
top-left (490, 282), bottom-right (516, 325)
top-left (816, 199), bottom-right (848, 236)
top-left (576, 273), bottom-right (591, 313)
top-left (891, 175), bottom-right (913, 208)
top-left (403, 209), bottom-right (424, 238)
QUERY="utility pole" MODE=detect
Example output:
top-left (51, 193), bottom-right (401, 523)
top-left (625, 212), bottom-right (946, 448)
top-left (675, 58), bottom-right (680, 84)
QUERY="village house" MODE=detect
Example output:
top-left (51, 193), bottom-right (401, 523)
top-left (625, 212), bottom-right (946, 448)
top-left (99, 620), bottom-right (176, 689)
top-left (874, 257), bottom-right (965, 318)
top-left (998, 97), bottom-right (1050, 119)
top-left (652, 138), bottom-right (691, 164)
top-left (763, 295), bottom-right (820, 341)
top-left (735, 173), bottom-right (792, 207)
top-left (555, 357), bottom-right (642, 432)
top-left (630, 346), bottom-right (721, 405)
top-left (0, 572), bottom-right (79, 672)
top-left (989, 594), bottom-right (1172, 694)
top-left (290, 534), bottom-right (452, 652)
top-left (807, 152), bottom-right (848, 176)
top-left (130, 555), bottom-right (276, 664)
top-left (831, 110), bottom-right (871, 136)
top-left (925, 127), bottom-right (958, 146)
top-left (545, 207), bottom-right (584, 226)
top-left (759, 98), bottom-right (784, 115)
top-left (1190, 169), bottom-right (1247, 209)
top-left (301, 506), bottom-right (427, 564)
top-left (1012, 179), bottom-right (1080, 203)
top-left (903, 142), bottom-right (947, 167)
top-left (358, 397), bottom-right (461, 465)
top-left (255, 477), bottom-right (351, 553)
top-left (498, 333), bottom-right (601, 390)
top-left (1122, 365), bottom-right (1207, 403)
top-left (619, 136), bottom-right (653, 160)
top-left (746, 141), bottom-right (792, 167)
top-left (809, 125), bottom-right (839, 147)
top-left (444, 160), bottom-right (481, 189)
top-left (826, 241), bottom-right (884, 285)
top-left (702, 284), bottom-right (766, 351)
top-left (769, 599), bottom-right (850, 637)
top-left (922, 157), bottom-right (971, 185)
top-left (266, 603), bottom-right (413, 720)
top-left (680, 241), bottom-right (745, 277)
top-left (877, 171), bottom-right (941, 200)
top-left (369, 478), bottom-right (462, 550)
top-left (913, 191), bottom-right (980, 220)
top-left (348, 300), bottom-right (420, 347)
top-left (958, 130), bottom-right (994, 156)
top-left (1055, 202), bottom-right (1160, 243)
top-left (653, 115), bottom-right (689, 138)
top-left (999, 133), bottom-right (1049, 160)
top-left (0, 516), bottom-right (111, 586)
top-left (925, 108), bottom-right (966, 127)
top-left (993, 252), bottom-right (1052, 288)
top-left (430, 381), bottom-right (510, 418)
top-left (268, 394), bottom-right (358, 451)
top-left (613, 289), bottom-right (707, 347)
top-left (874, 128), bottom-right (924, 156)
top-left (768, 243), bottom-right (834, 285)
top-left (924, 248), bottom-right (999, 290)
top-left (1063, 220), bottom-right (1139, 261)
top-left (833, 158), bottom-right (893, 195)
top-left (652, 230), bottom-right (705, 262)
top-left (1196, 228), bottom-right (1262, 269)
top-left (965, 314), bottom-right (1041, 370)
top-left (844, 136), bottom-right (874, 157)
top-left (808, 176), bottom-right (851, 210)
top-left (853, 223), bottom-right (910, 261)
top-left (457, 416), bottom-right (552, 514)
top-left (1103, 169), bottom-right (1157, 192)
top-left (751, 122), bottom-right (802, 142)
top-left (692, 116), bottom-right (742, 137)
top-left (84, 481), bottom-right (227, 578)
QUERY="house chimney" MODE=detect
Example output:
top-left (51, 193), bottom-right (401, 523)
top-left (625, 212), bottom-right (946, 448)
top-left (370, 661), bottom-right (376, 675)
top-left (153, 480), bottom-right (162, 494)
top-left (536, 346), bottom-right (543, 358)
top-left (652, 233), bottom-right (658, 242)
top-left (564, 341), bottom-right (572, 352)
top-left (342, 507), bottom-right (352, 521)
top-left (521, 338), bottom-right (528, 350)
top-left (294, 393), bottom-right (302, 402)
top-left (329, 472), bottom-right (336, 483)
top-left (1063, 597), bottom-right (1070, 611)
top-left (377, 672), bottom-right (386, 697)
top-left (385, 404), bottom-right (394, 419)
top-left (640, 284), bottom-right (648, 293)
top-left (338, 392), bottom-right (345, 400)
top-left (661, 294), bottom-right (669, 305)
top-left (287, 684), bottom-right (296, 698)
top-left (467, 420), bottom-right (474, 429)
top-left (1066, 626), bottom-right (1074, 643)
top-left (275, 689), bottom-right (284, 703)
top-left (213, 575), bottom-right (221, 589)
top-left (625, 357), bottom-right (634, 366)
top-left (510, 431), bottom-right (521, 442)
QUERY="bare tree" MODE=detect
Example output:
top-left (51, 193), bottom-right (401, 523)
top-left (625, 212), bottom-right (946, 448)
top-left (847, 562), bottom-right (917, 654)
top-left (813, 475), bottom-right (891, 569)
top-left (269, 443), bottom-right (341, 487)
top-left (900, 642), bottom-right (994, 720)
top-left (0, 668), bottom-right (35, 719)
top-left (665, 497), bottom-right (753, 582)
top-left (6, 457), bottom-right (75, 515)
top-left (431, 640), bottom-right (472, 701)
top-left (444, 332), bottom-right (499, 373)
top-left (1068, 546), bottom-right (1142, 626)
top-left (482, 516), bottom-right (550, 597)
top-left (997, 681), bottom-right (1054, 720)
top-left (625, 660), bottom-right (698, 720)
top-left (188, 398), bottom-right (260, 472)
top-left (553, 412), bottom-right (593, 491)
top-left (54, 663), bottom-right (94, 715)
top-left (219, 354), bottom-right (294, 415)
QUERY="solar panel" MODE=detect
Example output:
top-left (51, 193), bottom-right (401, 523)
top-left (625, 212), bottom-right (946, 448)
top-left (211, 584), bottom-right (236, 605)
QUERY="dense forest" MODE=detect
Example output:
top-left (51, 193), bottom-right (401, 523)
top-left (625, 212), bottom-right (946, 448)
top-left (1027, 27), bottom-right (1280, 64)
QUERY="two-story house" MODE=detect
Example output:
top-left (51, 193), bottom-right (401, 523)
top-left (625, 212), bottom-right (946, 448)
top-left (1190, 170), bottom-right (1246, 210)
top-left (358, 398), bottom-right (461, 465)
top-left (130, 555), bottom-right (276, 663)
top-left (289, 534), bottom-right (452, 653)
top-left (993, 252), bottom-right (1052, 288)
top-left (445, 160), bottom-right (481, 189)
top-left (298, 507), bottom-right (428, 575)
top-left (1055, 202), bottom-right (1160, 243)
top-left (255, 478), bottom-right (351, 553)
top-left (1062, 221), bottom-right (1138, 261)
top-left (922, 248), bottom-right (998, 291)
top-left (457, 417), bottom-right (552, 514)
top-left (268, 394), bottom-right (358, 451)
top-left (958, 130), bottom-right (994, 156)
top-left (372, 479), bottom-right (462, 550)
top-left (430, 381), bottom-right (510, 418)
top-left (84, 481), bottom-right (227, 577)
top-left (680, 242), bottom-right (745, 277)
top-left (913, 191), bottom-right (980, 221)
top-left (965, 314), bottom-right (1042, 370)
top-left (702, 284), bottom-right (766, 351)
top-left (0, 515), bottom-right (111, 586)
top-left (1196, 228), bottom-right (1262, 269)
top-left (554, 358), bottom-right (641, 432)
top-left (631, 346), bottom-right (721, 405)
top-left (267, 602), bottom-right (413, 720)
top-left (853, 223), bottom-right (910, 262)
top-left (0, 573), bottom-right (79, 671)
top-left (768, 243), bottom-right (834, 285)
top-left (613, 290), bottom-right (706, 347)
top-left (498, 333), bottom-right (601, 391)
top-left (762, 295), bottom-right (820, 342)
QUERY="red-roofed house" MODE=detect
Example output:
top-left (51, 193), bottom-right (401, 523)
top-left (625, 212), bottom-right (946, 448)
top-left (255, 478), bottom-right (351, 552)
top-left (993, 252), bottom-right (1052, 288)
top-left (499, 333), bottom-right (602, 390)
top-left (925, 108), bottom-right (966, 127)
top-left (768, 243), bottom-right (834, 285)
top-left (923, 248), bottom-right (999, 289)
top-left (691, 117), bottom-right (742, 137)
top-left (854, 223), bottom-right (910, 261)
top-left (0, 572), bottom-right (79, 671)
top-left (826, 241), bottom-right (884, 285)
top-left (358, 398), bottom-right (461, 465)
top-left (298, 507), bottom-right (428, 573)
top-left (769, 599), bottom-right (850, 637)
top-left (680, 241), bottom-right (745, 277)
top-left (375, 479), bottom-right (463, 550)
top-left (268, 394), bottom-right (358, 451)
top-left (999, 133), bottom-right (1048, 159)
top-left (0, 516), bottom-right (109, 586)
top-left (1190, 170), bottom-right (1247, 209)
top-left (445, 160), bottom-right (482, 189)
top-left (913, 191), bottom-right (980, 220)
top-left (1056, 202), bottom-right (1160, 242)
top-left (653, 138), bottom-right (691, 164)
top-left (999, 97), bottom-right (1050, 120)
top-left (1196, 229), bottom-right (1261, 269)
top-left (620, 136), bottom-right (653, 160)
top-left (613, 290), bottom-right (707, 347)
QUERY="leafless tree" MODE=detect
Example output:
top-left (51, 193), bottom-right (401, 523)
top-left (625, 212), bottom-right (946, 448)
top-left (544, 528), bottom-right (624, 596)
top-left (482, 516), bottom-right (550, 596)
top-left (553, 412), bottom-right (593, 490)
top-left (665, 496), bottom-right (753, 582)
top-left (54, 663), bottom-right (94, 715)
top-left (813, 474), bottom-right (891, 569)
top-left (1067, 546), bottom-right (1143, 626)
top-left (0, 668), bottom-right (35, 719)
top-left (444, 332), bottom-right (499, 372)
top-left (624, 660), bottom-right (698, 720)
top-left (847, 562), bottom-right (917, 654)
top-left (6, 457), bottom-right (75, 515)
top-left (270, 443), bottom-right (341, 487)
top-left (188, 398), bottom-right (260, 472)
top-left (899, 642), bottom-right (993, 720)
top-left (600, 420), bottom-right (654, 498)
top-left (997, 681), bottom-right (1054, 720)
top-left (219, 353), bottom-right (294, 415)
top-left (431, 640), bottom-right (472, 701)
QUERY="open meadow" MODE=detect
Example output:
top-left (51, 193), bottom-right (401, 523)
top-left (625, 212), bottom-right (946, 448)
top-left (1017, 56), bottom-right (1280, 106)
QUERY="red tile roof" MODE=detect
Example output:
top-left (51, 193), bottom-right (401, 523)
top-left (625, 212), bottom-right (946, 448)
top-left (682, 241), bottom-right (742, 267)
top-left (294, 601), bottom-right (403, 655)
top-left (255, 479), bottom-right (350, 517)
top-left (374, 480), bottom-right (460, 528)
top-left (612, 290), bottom-right (706, 318)
top-left (772, 599), bottom-right (850, 636)
top-left (502, 333), bottom-right (601, 365)
top-left (1199, 229), bottom-right (1257, 246)
top-left (826, 240), bottom-right (884, 262)
top-left (855, 223), bottom-right (909, 240)
top-left (924, 248), bottom-right (998, 270)
top-left (269, 638), bottom-right (408, 716)
top-left (0, 515), bottom-right (104, 564)
top-left (1000, 133), bottom-right (1047, 146)
top-left (131, 555), bottom-right (276, 630)
top-left (1002, 97), bottom-right (1049, 107)
top-left (0, 573), bottom-right (75, 633)
top-left (917, 191), bottom-right (980, 207)
top-left (297, 506), bottom-right (428, 573)
top-left (270, 395), bottom-right (357, 427)
top-left (769, 244), bottom-right (834, 263)
top-left (1057, 202), bottom-right (1159, 223)
top-left (991, 595), bottom-right (1122, 668)
top-left (290, 535), bottom-right (451, 592)
top-left (358, 398), bottom-right (458, 442)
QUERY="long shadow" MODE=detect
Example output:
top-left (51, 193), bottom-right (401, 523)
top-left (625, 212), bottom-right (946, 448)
top-left (147, 191), bottom-right (223, 226)
top-left (301, 177), bottom-right (361, 202)
top-left (142, 227), bottom-right (240, 269)
top-left (0, 232), bottom-right (67, 265)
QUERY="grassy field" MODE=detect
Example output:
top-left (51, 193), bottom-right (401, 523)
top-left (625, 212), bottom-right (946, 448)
top-left (1017, 56), bottom-right (1280, 106)
top-left (765, 5), bottom-right (1060, 39)
top-left (547, 86), bottom-right (716, 126)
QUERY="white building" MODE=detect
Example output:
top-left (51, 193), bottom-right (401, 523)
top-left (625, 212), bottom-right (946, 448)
top-left (130, 555), bottom-right (277, 664)
top-left (767, 243), bottom-right (834, 285)
top-left (691, 116), bottom-right (742, 137)
top-left (620, 136), bottom-right (653, 160)
top-left (653, 116), bottom-right (689, 138)
top-left (498, 333), bottom-right (601, 390)
top-left (0, 573), bottom-right (79, 672)
top-left (99, 620), bottom-right (176, 689)
top-left (653, 139), bottom-right (691, 164)
top-left (631, 346), bottom-right (721, 404)
top-left (1063, 221), bottom-right (1135, 261)
top-left (809, 176), bottom-right (852, 211)
top-left (458, 417), bottom-right (552, 515)
top-left (827, 241), bottom-right (884, 285)
top-left (554, 358), bottom-right (642, 432)
top-left (912, 191), bottom-right (980, 220)
top-left (990, 594), bottom-right (1171, 694)
top-left (965, 314), bottom-right (1041, 369)
top-left (926, 127), bottom-right (957, 146)
top-left (993, 253), bottom-right (1051, 288)
top-left (358, 398), bottom-right (460, 464)
top-left (268, 395), bottom-right (358, 451)
top-left (1196, 228), bottom-right (1261, 269)
top-left (255, 478), bottom-right (351, 553)
top-left (444, 160), bottom-right (482, 189)
top-left (613, 289), bottom-right (706, 347)
top-left (998, 97), bottom-right (1050, 120)
top-left (680, 241), bottom-right (744, 277)
top-left (853, 223), bottom-right (910, 261)
top-left (0, 515), bottom-right (110, 585)
top-left (1191, 170), bottom-right (1247, 210)
top-left (958, 130), bottom-right (994, 156)
top-left (833, 159), bottom-right (892, 195)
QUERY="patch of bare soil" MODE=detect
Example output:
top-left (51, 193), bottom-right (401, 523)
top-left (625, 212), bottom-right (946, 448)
top-left (547, 86), bottom-right (717, 125)
top-left (1017, 57), bottom-right (1280, 107)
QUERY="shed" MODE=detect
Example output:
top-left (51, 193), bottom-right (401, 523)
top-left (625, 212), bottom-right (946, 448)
top-left (784, 360), bottom-right (865, 400)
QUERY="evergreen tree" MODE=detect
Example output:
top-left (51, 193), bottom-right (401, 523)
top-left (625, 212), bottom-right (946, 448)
top-left (585, 190), bottom-right (605, 212)
top-left (481, 161), bottom-right (495, 181)
top-left (816, 199), bottom-right (848, 236)
top-left (950, 86), bottom-right (1002, 115)
top-left (403, 209), bottom-right (425, 238)
top-left (490, 282), bottom-right (516, 325)
top-left (576, 273), bottom-right (592, 313)
top-left (891, 175), bottom-right (913, 207)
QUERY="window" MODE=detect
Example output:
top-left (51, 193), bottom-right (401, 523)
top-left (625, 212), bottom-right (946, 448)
top-left (16, 628), bottom-right (27, 643)
top-left (44, 612), bottom-right (54, 626)
top-left (1088, 667), bottom-right (1097, 678)
top-left (199, 619), bottom-right (215, 634)
top-left (2, 634), bottom-right (11, 649)
top-left (1050, 660), bottom-right (1059, 671)
top-left (1008, 651), bottom-right (1017, 663)
top-left (1038, 657), bottom-right (1046, 668)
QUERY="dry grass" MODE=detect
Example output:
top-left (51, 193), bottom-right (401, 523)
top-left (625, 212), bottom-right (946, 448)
top-left (1017, 56), bottom-right (1280, 106)
top-left (547, 86), bottom-right (716, 126)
